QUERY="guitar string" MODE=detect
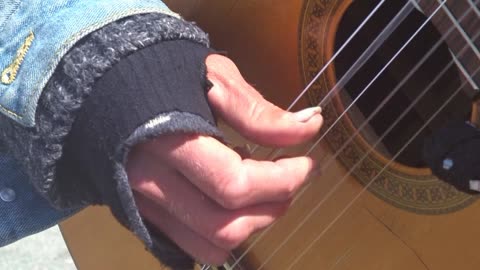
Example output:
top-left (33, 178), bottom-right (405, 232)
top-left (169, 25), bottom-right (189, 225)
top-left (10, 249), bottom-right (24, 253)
top-left (264, 1), bottom-right (479, 161)
top-left (229, 1), bottom-right (476, 268)
top-left (297, 0), bottom-right (478, 213)
top-left (286, 65), bottom-right (480, 270)
top-left (303, 1), bottom-right (477, 160)
top-left (285, 9), bottom-right (480, 270)
top-left (263, 1), bottom-right (478, 161)
top-left (304, 3), bottom-right (448, 157)
top-left (468, 0), bottom-right (480, 17)
top-left (201, 2), bottom-right (385, 269)
top-left (436, 0), bottom-right (480, 60)
top-left (253, 2), bottom-right (467, 269)
top-left (172, 0), bottom-right (468, 270)
top-left (298, 2), bottom-right (415, 116)
top-left (287, 0), bottom-right (386, 112)
top-left (276, 3), bottom-right (480, 269)
top-left (224, 1), bottom-right (476, 268)
top-left (225, 1), bottom-right (446, 269)
top-left (258, 1), bottom-right (417, 160)
top-left (249, 0), bottom-right (404, 155)
top-left (218, 3), bottom-right (414, 268)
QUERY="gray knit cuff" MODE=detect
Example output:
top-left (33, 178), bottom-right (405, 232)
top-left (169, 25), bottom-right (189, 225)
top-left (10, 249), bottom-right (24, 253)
top-left (0, 13), bottom-right (210, 206)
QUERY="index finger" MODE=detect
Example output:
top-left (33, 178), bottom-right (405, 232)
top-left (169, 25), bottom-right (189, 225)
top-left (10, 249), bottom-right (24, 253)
top-left (206, 54), bottom-right (323, 147)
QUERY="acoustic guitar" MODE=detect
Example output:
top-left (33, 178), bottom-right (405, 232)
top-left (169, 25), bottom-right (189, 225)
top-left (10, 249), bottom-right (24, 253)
top-left (60, 0), bottom-right (480, 269)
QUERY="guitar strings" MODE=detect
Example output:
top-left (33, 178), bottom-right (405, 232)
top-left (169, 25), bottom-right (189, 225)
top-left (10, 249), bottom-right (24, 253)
top-left (437, 0), bottom-right (480, 59)
top-left (249, 0), bottom-right (388, 154)
top-left (227, 1), bottom-right (477, 269)
top-left (287, 0), bottom-right (387, 112)
top-left (468, 0), bottom-right (480, 17)
top-left (283, 10), bottom-right (480, 270)
top-left (273, 4), bottom-right (480, 269)
top-left (286, 67), bottom-right (480, 270)
top-left (305, 2), bottom-right (447, 157)
top-left (200, 1), bottom-right (383, 267)
top-left (222, 4), bottom-right (417, 267)
top-left (253, 1), bottom-right (463, 269)
top-left (259, 0), bottom-right (415, 160)
top-left (226, 1), bottom-right (442, 268)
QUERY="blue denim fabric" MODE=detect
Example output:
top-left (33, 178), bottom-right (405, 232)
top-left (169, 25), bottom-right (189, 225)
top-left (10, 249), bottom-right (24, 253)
top-left (0, 0), bottom-right (177, 127)
top-left (0, 0), bottom-right (175, 246)
top-left (0, 151), bottom-right (79, 247)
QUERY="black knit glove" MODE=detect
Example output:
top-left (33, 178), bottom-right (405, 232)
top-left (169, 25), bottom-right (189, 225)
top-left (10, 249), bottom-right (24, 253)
top-left (0, 13), bottom-right (221, 269)
top-left (56, 40), bottom-right (222, 268)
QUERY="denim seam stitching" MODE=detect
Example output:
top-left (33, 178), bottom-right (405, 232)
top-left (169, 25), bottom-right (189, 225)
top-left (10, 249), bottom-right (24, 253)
top-left (0, 7), bottom-right (178, 121)
top-left (0, 0), bottom-right (21, 30)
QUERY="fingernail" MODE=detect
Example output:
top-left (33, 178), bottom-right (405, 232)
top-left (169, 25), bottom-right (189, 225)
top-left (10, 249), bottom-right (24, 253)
top-left (292, 106), bottom-right (322, 122)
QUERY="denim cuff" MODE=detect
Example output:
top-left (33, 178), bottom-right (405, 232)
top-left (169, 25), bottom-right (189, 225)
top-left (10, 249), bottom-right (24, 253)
top-left (0, 12), bottom-right (214, 268)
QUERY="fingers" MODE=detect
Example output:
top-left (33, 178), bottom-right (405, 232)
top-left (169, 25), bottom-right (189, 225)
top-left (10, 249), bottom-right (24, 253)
top-left (151, 134), bottom-right (314, 209)
top-left (128, 150), bottom-right (288, 251)
top-left (206, 54), bottom-right (323, 147)
top-left (135, 194), bottom-right (229, 266)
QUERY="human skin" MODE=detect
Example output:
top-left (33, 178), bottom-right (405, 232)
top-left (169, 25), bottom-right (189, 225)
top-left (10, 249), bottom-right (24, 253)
top-left (127, 54), bottom-right (323, 265)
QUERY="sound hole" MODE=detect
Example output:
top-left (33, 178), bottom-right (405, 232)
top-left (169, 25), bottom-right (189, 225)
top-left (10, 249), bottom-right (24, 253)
top-left (334, 0), bottom-right (471, 168)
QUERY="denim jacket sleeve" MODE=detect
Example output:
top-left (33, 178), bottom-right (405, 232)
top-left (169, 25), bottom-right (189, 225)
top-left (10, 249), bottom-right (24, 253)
top-left (0, 146), bottom-right (78, 247)
top-left (0, 0), bottom-right (177, 127)
top-left (0, 1), bottom-right (221, 268)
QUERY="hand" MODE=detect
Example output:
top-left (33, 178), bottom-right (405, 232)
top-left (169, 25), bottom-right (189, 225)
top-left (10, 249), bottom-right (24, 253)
top-left (127, 54), bottom-right (323, 265)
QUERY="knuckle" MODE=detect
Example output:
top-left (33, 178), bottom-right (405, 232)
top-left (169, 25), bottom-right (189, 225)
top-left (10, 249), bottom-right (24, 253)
top-left (217, 168), bottom-right (250, 210)
top-left (225, 77), bottom-right (239, 89)
top-left (218, 194), bottom-right (242, 210)
top-left (276, 163), bottom-right (303, 198)
top-left (214, 219), bottom-right (251, 249)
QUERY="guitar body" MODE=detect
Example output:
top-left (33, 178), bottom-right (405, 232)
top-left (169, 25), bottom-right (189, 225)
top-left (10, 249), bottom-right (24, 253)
top-left (61, 1), bottom-right (480, 269)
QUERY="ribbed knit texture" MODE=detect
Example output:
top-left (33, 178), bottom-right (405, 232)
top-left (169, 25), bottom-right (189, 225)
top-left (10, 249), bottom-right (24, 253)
top-left (0, 13), bottom-right (210, 208)
top-left (56, 40), bottom-right (221, 268)
top-left (0, 13), bottom-right (220, 269)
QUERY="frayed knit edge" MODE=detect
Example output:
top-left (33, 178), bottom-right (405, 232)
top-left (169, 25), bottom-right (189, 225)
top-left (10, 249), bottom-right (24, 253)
top-left (112, 111), bottom-right (222, 268)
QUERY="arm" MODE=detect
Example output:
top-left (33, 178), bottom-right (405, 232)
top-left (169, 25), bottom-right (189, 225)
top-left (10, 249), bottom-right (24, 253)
top-left (1, 12), bottom-right (322, 268)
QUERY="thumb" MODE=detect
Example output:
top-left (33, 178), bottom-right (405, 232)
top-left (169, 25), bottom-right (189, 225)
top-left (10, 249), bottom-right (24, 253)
top-left (206, 54), bottom-right (323, 147)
